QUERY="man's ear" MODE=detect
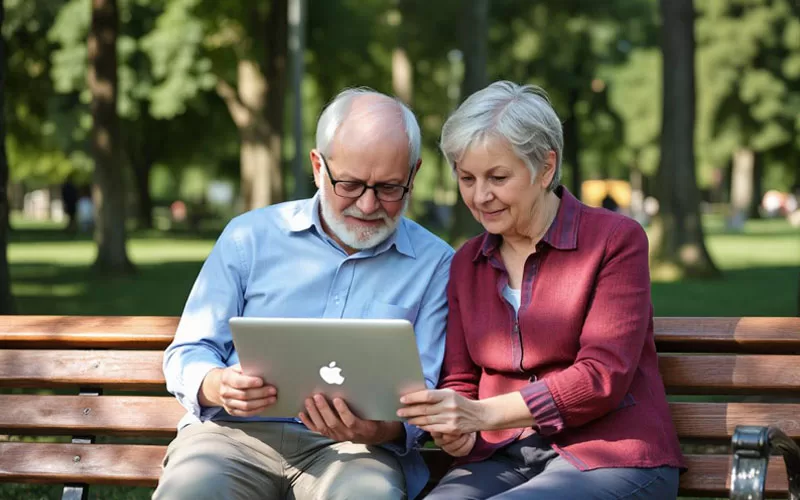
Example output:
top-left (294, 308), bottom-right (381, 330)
top-left (310, 150), bottom-right (323, 188)
top-left (407, 159), bottom-right (423, 193)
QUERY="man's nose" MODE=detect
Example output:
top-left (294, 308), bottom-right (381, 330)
top-left (356, 188), bottom-right (381, 214)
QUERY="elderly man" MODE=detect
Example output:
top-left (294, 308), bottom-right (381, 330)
top-left (153, 89), bottom-right (453, 500)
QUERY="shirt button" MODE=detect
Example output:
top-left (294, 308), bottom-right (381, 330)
top-left (529, 374), bottom-right (538, 382)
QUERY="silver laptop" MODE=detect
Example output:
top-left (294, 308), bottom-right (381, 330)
top-left (228, 317), bottom-right (428, 421)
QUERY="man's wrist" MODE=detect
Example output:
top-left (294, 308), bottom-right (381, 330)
top-left (379, 420), bottom-right (405, 445)
top-left (198, 368), bottom-right (223, 408)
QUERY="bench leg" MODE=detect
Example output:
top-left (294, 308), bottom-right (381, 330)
top-left (730, 425), bottom-right (800, 500)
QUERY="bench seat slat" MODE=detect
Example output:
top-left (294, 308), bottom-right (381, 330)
top-left (0, 395), bottom-right (184, 437)
top-left (0, 443), bottom-right (789, 496)
top-left (2, 396), bottom-right (799, 442)
top-left (0, 350), bottom-right (165, 391)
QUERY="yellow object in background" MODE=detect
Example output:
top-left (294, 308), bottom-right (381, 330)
top-left (581, 180), bottom-right (632, 208)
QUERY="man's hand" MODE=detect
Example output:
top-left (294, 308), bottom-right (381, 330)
top-left (199, 364), bottom-right (277, 417)
top-left (430, 431), bottom-right (476, 457)
top-left (299, 394), bottom-right (404, 445)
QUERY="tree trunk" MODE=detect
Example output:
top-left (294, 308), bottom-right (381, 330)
top-left (564, 85), bottom-right (582, 198)
top-left (0, 0), bottom-right (15, 314)
top-left (391, 0), bottom-right (413, 105)
top-left (218, 1), bottom-right (287, 211)
top-left (651, 0), bottom-right (718, 278)
top-left (89, 0), bottom-right (133, 274)
top-left (450, 0), bottom-right (488, 246)
top-left (126, 118), bottom-right (155, 230)
top-left (750, 151), bottom-right (763, 219)
top-left (132, 155), bottom-right (153, 230)
top-left (288, 0), bottom-right (308, 199)
top-left (728, 147), bottom-right (754, 230)
top-left (264, 0), bottom-right (288, 206)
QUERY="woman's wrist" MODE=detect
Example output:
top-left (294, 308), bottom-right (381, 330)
top-left (476, 392), bottom-right (535, 431)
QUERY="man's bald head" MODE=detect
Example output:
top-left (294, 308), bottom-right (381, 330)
top-left (315, 88), bottom-right (421, 172)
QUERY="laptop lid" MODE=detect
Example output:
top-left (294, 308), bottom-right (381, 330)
top-left (228, 317), bottom-right (428, 421)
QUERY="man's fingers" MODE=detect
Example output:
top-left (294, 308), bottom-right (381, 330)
top-left (298, 412), bottom-right (318, 432)
top-left (220, 385), bottom-right (275, 402)
top-left (313, 395), bottom-right (342, 429)
top-left (226, 371), bottom-right (266, 390)
top-left (304, 397), bottom-right (328, 431)
top-left (223, 396), bottom-right (275, 412)
top-left (333, 398), bottom-right (358, 428)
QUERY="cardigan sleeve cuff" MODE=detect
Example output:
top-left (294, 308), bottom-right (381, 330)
top-left (519, 380), bottom-right (565, 436)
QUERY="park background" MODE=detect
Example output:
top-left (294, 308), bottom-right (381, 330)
top-left (0, 0), bottom-right (799, 498)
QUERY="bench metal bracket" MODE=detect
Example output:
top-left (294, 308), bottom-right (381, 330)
top-left (730, 425), bottom-right (800, 500)
top-left (62, 387), bottom-right (102, 500)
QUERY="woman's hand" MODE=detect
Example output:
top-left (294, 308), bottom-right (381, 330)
top-left (431, 431), bottom-right (476, 457)
top-left (397, 389), bottom-right (486, 435)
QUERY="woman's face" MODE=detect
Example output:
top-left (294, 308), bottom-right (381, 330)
top-left (456, 137), bottom-right (554, 237)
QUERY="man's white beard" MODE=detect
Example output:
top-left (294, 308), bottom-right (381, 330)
top-left (319, 186), bottom-right (408, 250)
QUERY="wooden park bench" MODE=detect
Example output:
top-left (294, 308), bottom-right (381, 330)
top-left (1, 315), bottom-right (799, 499)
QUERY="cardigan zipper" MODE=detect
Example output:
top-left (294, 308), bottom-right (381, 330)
top-left (514, 319), bottom-right (524, 372)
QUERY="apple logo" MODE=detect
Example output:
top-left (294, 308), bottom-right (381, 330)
top-left (319, 361), bottom-right (345, 385)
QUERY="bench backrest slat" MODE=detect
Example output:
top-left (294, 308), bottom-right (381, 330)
top-left (3, 316), bottom-right (800, 352)
top-left (0, 350), bottom-right (165, 391)
top-left (3, 397), bottom-right (799, 441)
top-left (0, 395), bottom-right (183, 437)
top-left (0, 442), bottom-right (165, 487)
top-left (659, 354), bottom-right (800, 394)
top-left (5, 350), bottom-right (800, 395)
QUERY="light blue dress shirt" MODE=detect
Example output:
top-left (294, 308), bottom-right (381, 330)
top-left (163, 192), bottom-right (453, 499)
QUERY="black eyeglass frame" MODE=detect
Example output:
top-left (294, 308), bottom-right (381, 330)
top-left (317, 152), bottom-right (413, 202)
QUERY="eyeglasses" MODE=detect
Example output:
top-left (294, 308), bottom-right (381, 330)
top-left (318, 153), bottom-right (412, 202)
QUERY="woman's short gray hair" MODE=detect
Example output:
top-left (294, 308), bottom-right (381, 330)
top-left (315, 88), bottom-right (421, 171)
top-left (440, 81), bottom-right (563, 191)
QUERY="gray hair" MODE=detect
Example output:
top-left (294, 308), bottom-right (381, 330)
top-left (440, 81), bottom-right (563, 191)
top-left (315, 88), bottom-right (421, 171)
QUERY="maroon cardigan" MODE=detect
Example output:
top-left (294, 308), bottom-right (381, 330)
top-left (440, 186), bottom-right (685, 471)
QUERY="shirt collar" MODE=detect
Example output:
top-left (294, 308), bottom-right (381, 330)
top-left (287, 192), bottom-right (320, 233)
top-left (473, 185), bottom-right (581, 262)
top-left (288, 191), bottom-right (416, 259)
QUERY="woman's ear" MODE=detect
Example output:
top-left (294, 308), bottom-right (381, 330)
top-left (539, 151), bottom-right (557, 188)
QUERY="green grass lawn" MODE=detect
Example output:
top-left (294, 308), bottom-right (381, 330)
top-left (7, 214), bottom-right (799, 317)
top-left (2, 214), bottom-right (798, 499)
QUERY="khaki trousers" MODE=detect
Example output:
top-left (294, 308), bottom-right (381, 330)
top-left (152, 420), bottom-right (406, 500)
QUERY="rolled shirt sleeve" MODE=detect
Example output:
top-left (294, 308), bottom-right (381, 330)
top-left (162, 222), bottom-right (249, 420)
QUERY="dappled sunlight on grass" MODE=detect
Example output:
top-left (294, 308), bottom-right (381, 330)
top-left (646, 217), bottom-right (799, 316)
top-left (7, 222), bottom-right (219, 316)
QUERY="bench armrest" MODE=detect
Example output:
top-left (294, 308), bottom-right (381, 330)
top-left (730, 425), bottom-right (800, 500)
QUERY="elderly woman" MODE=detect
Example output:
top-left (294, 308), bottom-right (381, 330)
top-left (398, 81), bottom-right (685, 499)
